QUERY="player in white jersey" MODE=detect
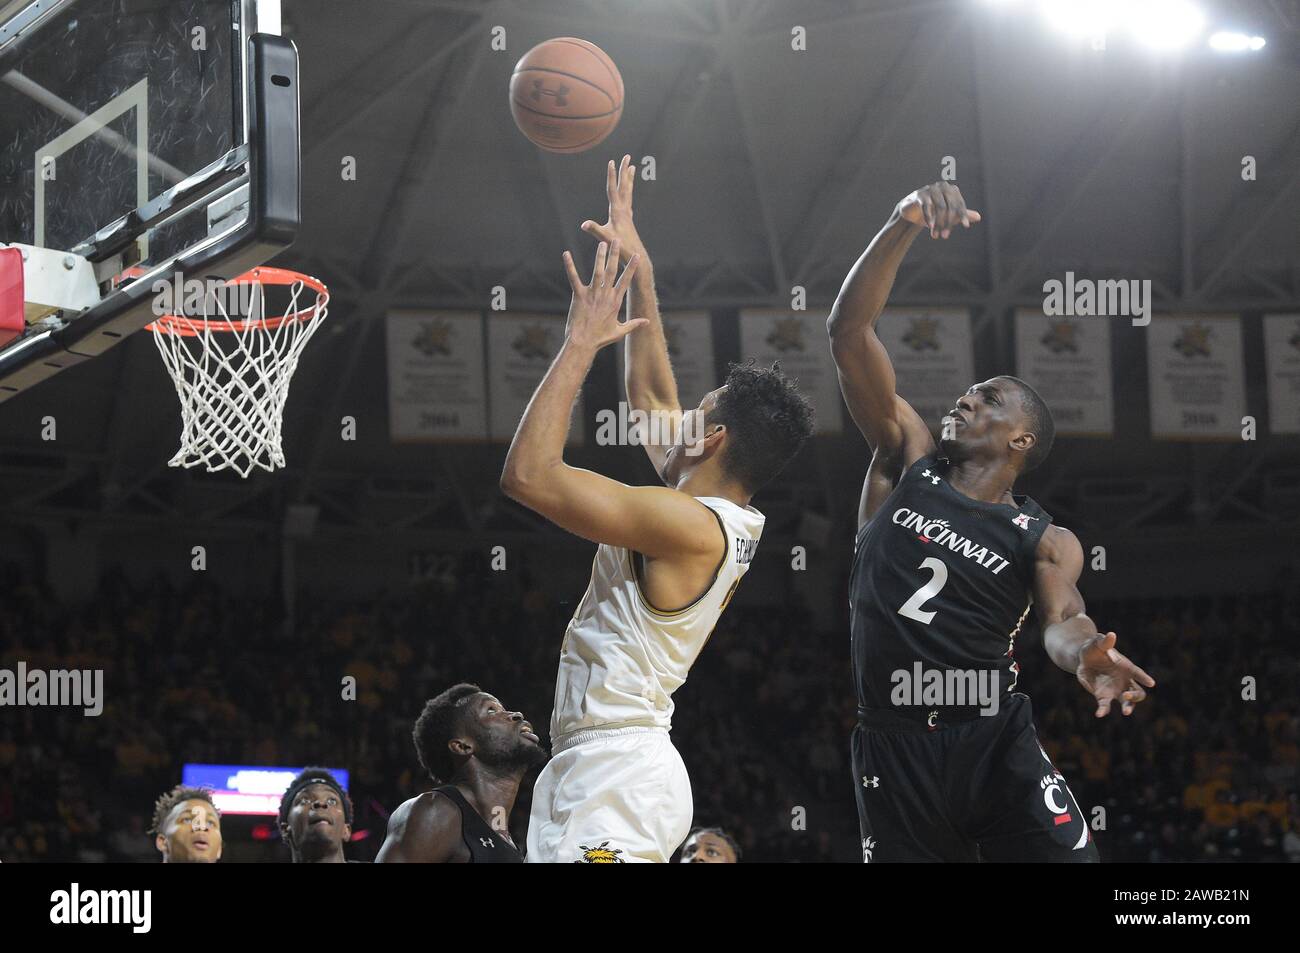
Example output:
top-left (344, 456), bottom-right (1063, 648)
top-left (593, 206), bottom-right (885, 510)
top-left (501, 156), bottom-right (814, 862)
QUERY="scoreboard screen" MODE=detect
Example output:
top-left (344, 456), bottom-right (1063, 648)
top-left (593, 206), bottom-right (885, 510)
top-left (181, 764), bottom-right (351, 816)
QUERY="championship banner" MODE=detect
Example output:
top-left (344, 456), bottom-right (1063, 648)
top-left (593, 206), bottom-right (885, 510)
top-left (1146, 313), bottom-right (1246, 440)
top-left (487, 311), bottom-right (583, 444)
top-left (385, 310), bottom-right (487, 442)
top-left (1263, 313), bottom-right (1300, 435)
top-left (875, 308), bottom-right (975, 431)
top-left (1014, 309), bottom-right (1113, 436)
top-left (738, 308), bottom-right (842, 435)
top-left (615, 310), bottom-right (716, 409)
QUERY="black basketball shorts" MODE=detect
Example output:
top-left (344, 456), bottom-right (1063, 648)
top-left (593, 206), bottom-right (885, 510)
top-left (851, 693), bottom-right (1099, 862)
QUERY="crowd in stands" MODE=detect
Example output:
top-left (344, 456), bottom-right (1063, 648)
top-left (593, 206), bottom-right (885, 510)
top-left (1, 556), bottom-right (1296, 862)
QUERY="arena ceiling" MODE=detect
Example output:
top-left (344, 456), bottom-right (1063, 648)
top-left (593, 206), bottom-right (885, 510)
top-left (1, 0), bottom-right (1298, 543)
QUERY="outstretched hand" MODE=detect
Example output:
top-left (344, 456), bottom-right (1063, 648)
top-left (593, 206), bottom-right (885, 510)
top-left (1076, 631), bottom-right (1156, 718)
top-left (898, 182), bottom-right (982, 239)
top-left (561, 240), bottom-right (644, 351)
top-left (580, 154), bottom-right (645, 263)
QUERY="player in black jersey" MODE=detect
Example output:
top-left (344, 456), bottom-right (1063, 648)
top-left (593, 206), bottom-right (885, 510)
top-left (278, 768), bottom-right (354, 863)
top-left (376, 683), bottom-right (547, 863)
top-left (827, 182), bottom-right (1155, 862)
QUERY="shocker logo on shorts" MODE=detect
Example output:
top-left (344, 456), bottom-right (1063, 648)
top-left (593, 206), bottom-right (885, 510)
top-left (576, 841), bottom-right (625, 863)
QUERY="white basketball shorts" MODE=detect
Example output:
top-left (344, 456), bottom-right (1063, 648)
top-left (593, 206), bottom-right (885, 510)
top-left (526, 725), bottom-right (692, 863)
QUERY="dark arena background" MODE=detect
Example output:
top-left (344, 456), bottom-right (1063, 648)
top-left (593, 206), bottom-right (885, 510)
top-left (0, 0), bottom-right (1297, 891)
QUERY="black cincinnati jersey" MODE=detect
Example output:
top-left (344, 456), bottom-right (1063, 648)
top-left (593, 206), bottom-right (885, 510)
top-left (434, 785), bottom-right (523, 863)
top-left (849, 454), bottom-right (1051, 714)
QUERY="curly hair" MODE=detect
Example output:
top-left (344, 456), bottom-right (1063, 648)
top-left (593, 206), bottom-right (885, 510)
top-left (412, 682), bottom-right (482, 783)
top-left (707, 361), bottom-right (815, 492)
top-left (149, 785), bottom-right (218, 836)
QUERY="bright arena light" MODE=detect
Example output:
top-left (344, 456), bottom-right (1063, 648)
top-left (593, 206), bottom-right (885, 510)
top-left (1038, 0), bottom-right (1125, 42)
top-left (1126, 0), bottom-right (1206, 49)
top-left (1029, 0), bottom-right (1213, 51)
top-left (1209, 31), bottom-right (1267, 52)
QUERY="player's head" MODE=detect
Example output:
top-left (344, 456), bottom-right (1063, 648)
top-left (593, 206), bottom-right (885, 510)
top-left (663, 361), bottom-right (815, 494)
top-left (150, 786), bottom-right (222, 863)
top-left (278, 768), bottom-right (353, 863)
top-left (940, 376), bottom-right (1054, 474)
top-left (413, 683), bottom-right (547, 784)
top-left (679, 826), bottom-right (741, 863)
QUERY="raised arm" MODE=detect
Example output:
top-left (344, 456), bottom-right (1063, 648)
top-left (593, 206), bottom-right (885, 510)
top-left (582, 155), bottom-right (680, 482)
top-left (827, 184), bottom-right (981, 464)
top-left (499, 241), bottom-right (720, 559)
top-left (1033, 526), bottom-right (1156, 718)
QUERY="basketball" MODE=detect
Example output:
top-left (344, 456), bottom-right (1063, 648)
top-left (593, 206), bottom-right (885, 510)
top-left (509, 37), bottom-right (623, 153)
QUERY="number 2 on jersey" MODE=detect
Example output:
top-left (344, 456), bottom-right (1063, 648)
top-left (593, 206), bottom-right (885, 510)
top-left (898, 557), bottom-right (948, 625)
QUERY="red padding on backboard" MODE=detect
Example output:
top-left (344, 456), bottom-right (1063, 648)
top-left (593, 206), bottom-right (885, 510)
top-left (0, 248), bottom-right (23, 349)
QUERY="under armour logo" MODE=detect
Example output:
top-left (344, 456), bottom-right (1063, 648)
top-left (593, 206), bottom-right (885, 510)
top-left (479, 837), bottom-right (495, 848)
top-left (529, 80), bottom-right (570, 106)
top-left (922, 469), bottom-right (941, 485)
top-left (861, 775), bottom-right (879, 788)
top-left (1012, 513), bottom-right (1039, 530)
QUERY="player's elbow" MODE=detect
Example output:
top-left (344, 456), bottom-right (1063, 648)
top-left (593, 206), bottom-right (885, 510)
top-left (499, 460), bottom-right (557, 509)
top-left (826, 307), bottom-right (845, 341)
top-left (827, 315), bottom-right (860, 362)
top-left (499, 465), bottom-right (531, 503)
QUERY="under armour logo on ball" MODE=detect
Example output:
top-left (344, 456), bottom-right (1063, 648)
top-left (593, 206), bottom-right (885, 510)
top-left (529, 80), bottom-right (569, 106)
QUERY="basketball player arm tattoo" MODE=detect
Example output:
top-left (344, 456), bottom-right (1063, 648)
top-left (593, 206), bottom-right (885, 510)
top-left (828, 185), bottom-right (978, 474)
top-left (581, 155), bottom-right (681, 481)
top-left (374, 796), bottom-right (461, 863)
top-left (1033, 525), bottom-right (1156, 718)
top-left (501, 241), bottom-right (721, 558)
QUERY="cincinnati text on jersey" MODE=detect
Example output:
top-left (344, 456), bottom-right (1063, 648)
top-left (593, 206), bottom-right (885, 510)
top-left (890, 508), bottom-right (1011, 575)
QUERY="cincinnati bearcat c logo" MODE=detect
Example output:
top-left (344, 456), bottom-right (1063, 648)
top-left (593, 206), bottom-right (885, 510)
top-left (576, 841), bottom-right (625, 863)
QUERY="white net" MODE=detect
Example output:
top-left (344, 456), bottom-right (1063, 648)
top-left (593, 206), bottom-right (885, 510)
top-left (149, 270), bottom-right (329, 478)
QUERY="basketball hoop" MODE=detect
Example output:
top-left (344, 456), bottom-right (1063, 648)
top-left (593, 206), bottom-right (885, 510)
top-left (147, 267), bottom-right (329, 478)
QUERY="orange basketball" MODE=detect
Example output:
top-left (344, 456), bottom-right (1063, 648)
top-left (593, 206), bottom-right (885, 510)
top-left (509, 37), bottom-right (623, 154)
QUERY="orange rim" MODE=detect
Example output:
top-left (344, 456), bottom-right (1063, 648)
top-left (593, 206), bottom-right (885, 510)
top-left (145, 267), bottom-right (329, 336)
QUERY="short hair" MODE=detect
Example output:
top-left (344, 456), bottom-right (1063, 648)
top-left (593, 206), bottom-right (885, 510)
top-left (997, 376), bottom-right (1055, 471)
top-left (707, 362), bottom-right (814, 492)
top-left (149, 786), bottom-right (218, 836)
top-left (413, 683), bottom-right (482, 783)
top-left (686, 825), bottom-right (742, 861)
top-left (278, 767), bottom-right (353, 827)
